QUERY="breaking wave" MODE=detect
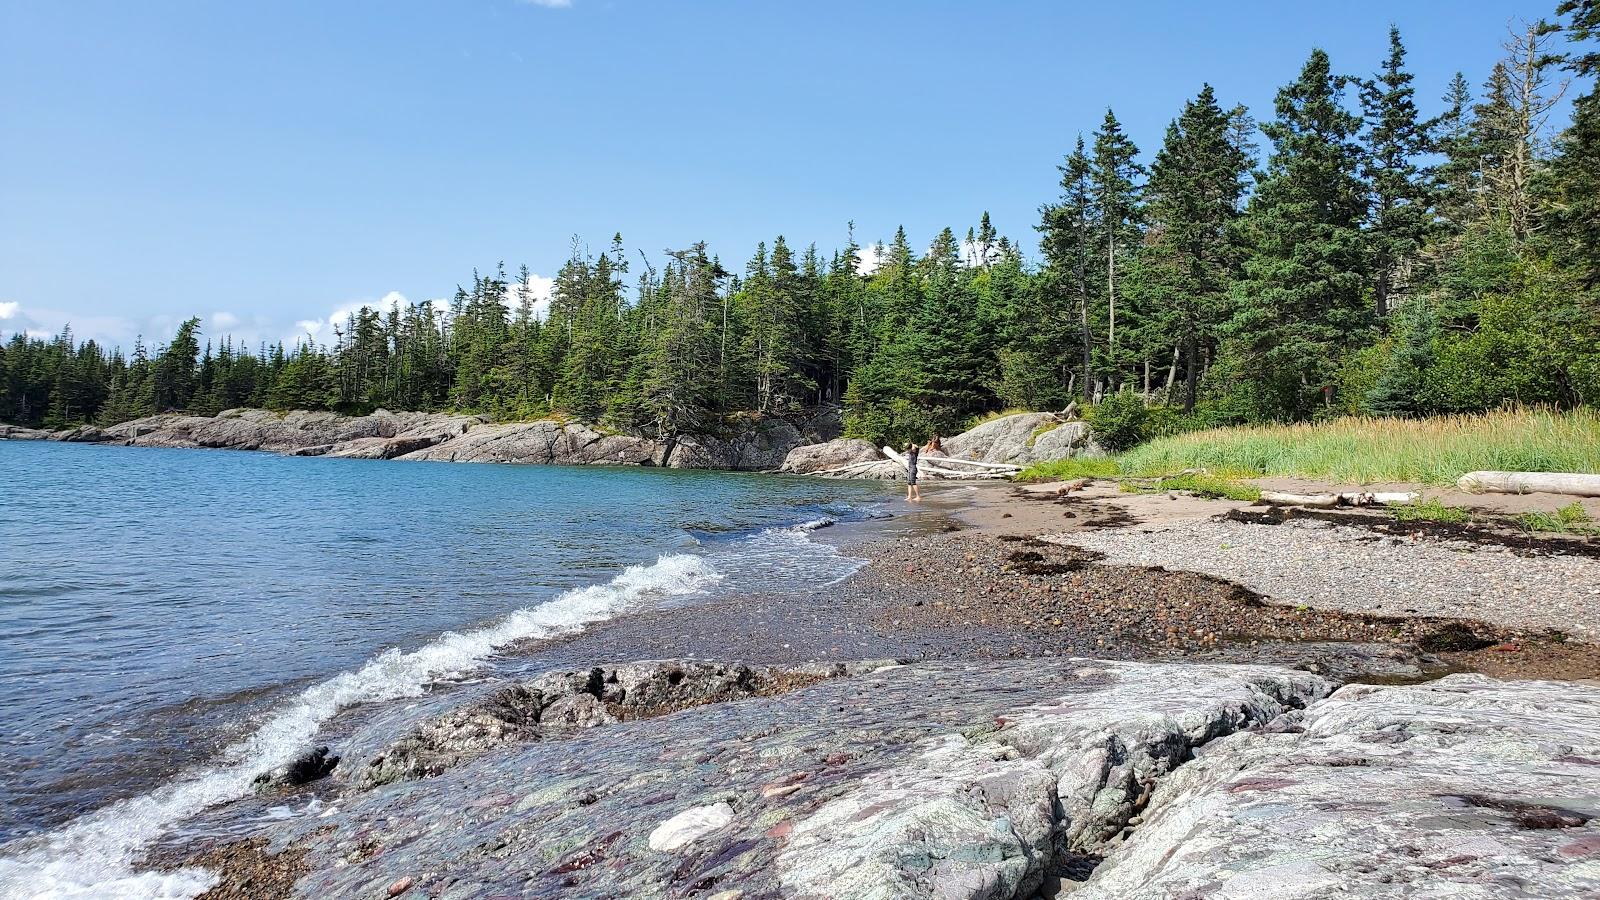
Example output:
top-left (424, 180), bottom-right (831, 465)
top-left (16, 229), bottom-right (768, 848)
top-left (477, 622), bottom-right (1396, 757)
top-left (0, 554), bottom-right (720, 900)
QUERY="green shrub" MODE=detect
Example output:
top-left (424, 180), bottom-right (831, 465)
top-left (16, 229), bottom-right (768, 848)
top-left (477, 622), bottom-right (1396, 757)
top-left (1389, 497), bottom-right (1471, 523)
top-left (1144, 404), bottom-right (1220, 440)
top-left (1016, 457), bottom-right (1121, 482)
top-left (1090, 393), bottom-right (1150, 452)
top-left (1517, 502), bottom-right (1597, 534)
top-left (1125, 471), bottom-right (1261, 501)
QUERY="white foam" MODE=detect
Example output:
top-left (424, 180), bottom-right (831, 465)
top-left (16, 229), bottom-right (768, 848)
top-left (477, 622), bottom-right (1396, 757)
top-left (701, 519), bottom-right (866, 593)
top-left (0, 553), bottom-right (718, 900)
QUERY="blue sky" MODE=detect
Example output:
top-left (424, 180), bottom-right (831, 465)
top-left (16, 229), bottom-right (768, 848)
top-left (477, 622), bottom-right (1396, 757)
top-left (0, 0), bottom-right (1572, 350)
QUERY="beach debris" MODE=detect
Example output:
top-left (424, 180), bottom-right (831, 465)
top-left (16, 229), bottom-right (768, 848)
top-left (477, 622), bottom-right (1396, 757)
top-left (1259, 489), bottom-right (1419, 508)
top-left (1458, 471), bottom-right (1600, 497)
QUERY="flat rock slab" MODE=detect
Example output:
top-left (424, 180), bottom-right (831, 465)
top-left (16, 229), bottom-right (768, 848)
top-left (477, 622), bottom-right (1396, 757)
top-left (776, 662), bottom-right (1329, 899)
top-left (1075, 674), bottom-right (1600, 898)
top-left (159, 661), bottom-right (1600, 900)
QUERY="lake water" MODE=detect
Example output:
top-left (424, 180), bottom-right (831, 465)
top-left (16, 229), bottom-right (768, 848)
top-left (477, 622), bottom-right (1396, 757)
top-left (0, 440), bottom-right (893, 898)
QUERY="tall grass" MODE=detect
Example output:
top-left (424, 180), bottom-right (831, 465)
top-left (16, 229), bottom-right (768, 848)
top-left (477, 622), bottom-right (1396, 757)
top-left (1115, 408), bottom-right (1600, 485)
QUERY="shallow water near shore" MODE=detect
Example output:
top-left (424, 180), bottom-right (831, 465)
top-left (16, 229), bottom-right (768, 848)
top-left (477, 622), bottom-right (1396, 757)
top-left (0, 440), bottom-right (894, 896)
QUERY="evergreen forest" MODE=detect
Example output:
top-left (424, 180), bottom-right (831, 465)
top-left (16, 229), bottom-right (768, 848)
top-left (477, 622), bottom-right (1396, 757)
top-left (6, 4), bottom-right (1600, 448)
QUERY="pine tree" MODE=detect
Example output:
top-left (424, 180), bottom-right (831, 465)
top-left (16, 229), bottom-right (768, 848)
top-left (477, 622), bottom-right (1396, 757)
top-left (903, 227), bottom-right (990, 433)
top-left (1222, 49), bottom-right (1370, 420)
top-left (1039, 137), bottom-right (1098, 400)
top-left (1090, 109), bottom-right (1145, 386)
top-left (1360, 26), bottom-right (1434, 319)
top-left (1434, 73), bottom-right (1481, 231)
top-left (1550, 2), bottom-right (1600, 283)
top-left (1136, 85), bottom-right (1253, 411)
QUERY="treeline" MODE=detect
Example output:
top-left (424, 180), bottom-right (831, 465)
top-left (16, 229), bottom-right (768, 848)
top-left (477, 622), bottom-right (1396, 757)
top-left (5, 4), bottom-right (1599, 446)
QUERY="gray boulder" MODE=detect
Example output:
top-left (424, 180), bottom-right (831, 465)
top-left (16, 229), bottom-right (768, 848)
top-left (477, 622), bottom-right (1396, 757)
top-left (777, 438), bottom-right (882, 474)
top-left (667, 419), bottom-right (808, 470)
top-left (777, 662), bottom-right (1331, 899)
top-left (1073, 674), bottom-right (1600, 898)
top-left (1026, 419), bottom-right (1095, 461)
top-left (396, 420), bottom-right (659, 466)
top-left (0, 424), bottom-right (53, 440)
top-left (253, 745), bottom-right (340, 792)
top-left (943, 411), bottom-right (1098, 465)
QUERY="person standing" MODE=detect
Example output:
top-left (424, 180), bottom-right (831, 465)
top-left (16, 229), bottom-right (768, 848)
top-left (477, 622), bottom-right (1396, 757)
top-left (904, 441), bottom-right (922, 502)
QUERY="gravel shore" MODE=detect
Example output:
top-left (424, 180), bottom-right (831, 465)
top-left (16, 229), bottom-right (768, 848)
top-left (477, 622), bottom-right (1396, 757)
top-left (1059, 516), bottom-right (1600, 641)
top-left (160, 482), bottom-right (1600, 896)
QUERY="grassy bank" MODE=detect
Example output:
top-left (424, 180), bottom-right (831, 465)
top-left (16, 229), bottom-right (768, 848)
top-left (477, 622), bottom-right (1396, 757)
top-left (1021, 409), bottom-right (1600, 486)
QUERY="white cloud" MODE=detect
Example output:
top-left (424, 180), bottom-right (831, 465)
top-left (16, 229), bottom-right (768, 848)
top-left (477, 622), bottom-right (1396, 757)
top-left (210, 311), bottom-right (240, 329)
top-left (961, 237), bottom-right (1002, 269)
top-left (289, 292), bottom-right (411, 346)
top-left (855, 243), bottom-right (884, 277)
top-left (0, 301), bottom-right (142, 347)
top-left (506, 274), bottom-right (554, 321)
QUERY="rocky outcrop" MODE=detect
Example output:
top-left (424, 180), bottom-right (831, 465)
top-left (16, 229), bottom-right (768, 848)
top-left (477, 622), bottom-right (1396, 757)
top-left (393, 420), bottom-right (659, 466)
top-left (48, 423), bottom-right (116, 442)
top-left (353, 660), bottom-right (889, 789)
top-left (667, 419), bottom-right (807, 471)
top-left (777, 662), bottom-right (1331, 898)
top-left (0, 424), bottom-right (52, 440)
top-left (776, 438), bottom-right (883, 475)
top-left (42, 408), bottom-right (485, 456)
top-left (943, 411), bottom-right (1099, 465)
top-left (13, 404), bottom-right (1099, 477)
top-left (178, 659), bottom-right (1600, 899)
top-left (1073, 674), bottom-right (1600, 898)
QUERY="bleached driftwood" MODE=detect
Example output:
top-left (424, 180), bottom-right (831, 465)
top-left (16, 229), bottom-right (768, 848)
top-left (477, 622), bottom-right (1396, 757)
top-left (1260, 490), bottom-right (1421, 508)
top-left (882, 447), bottom-right (1012, 480)
top-left (1457, 471), bottom-right (1600, 497)
top-left (928, 456), bottom-right (1025, 473)
top-left (810, 460), bottom-right (890, 477)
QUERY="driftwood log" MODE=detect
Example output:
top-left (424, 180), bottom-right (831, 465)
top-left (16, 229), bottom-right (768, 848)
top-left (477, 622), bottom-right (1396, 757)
top-left (882, 447), bottom-right (1017, 480)
top-left (1259, 490), bottom-right (1420, 508)
top-left (1457, 471), bottom-right (1600, 497)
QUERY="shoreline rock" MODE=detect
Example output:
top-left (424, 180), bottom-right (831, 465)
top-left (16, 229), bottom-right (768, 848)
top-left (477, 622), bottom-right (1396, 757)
top-left (159, 659), bottom-right (1600, 899)
top-left (353, 660), bottom-right (894, 790)
top-left (4, 408), bottom-right (1098, 477)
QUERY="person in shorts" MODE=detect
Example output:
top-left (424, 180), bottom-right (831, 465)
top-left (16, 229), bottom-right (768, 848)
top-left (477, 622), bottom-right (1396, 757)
top-left (904, 441), bottom-right (921, 501)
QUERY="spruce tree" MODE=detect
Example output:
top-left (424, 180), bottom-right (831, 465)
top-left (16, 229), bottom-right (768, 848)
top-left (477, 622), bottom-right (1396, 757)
top-left (1136, 84), bottom-right (1252, 411)
top-left (1223, 49), bottom-right (1370, 420)
top-left (1550, 1), bottom-right (1600, 283)
top-left (1360, 26), bottom-right (1434, 320)
top-left (904, 227), bottom-right (990, 433)
top-left (1039, 137), bottom-right (1098, 400)
top-left (1433, 73), bottom-right (1482, 232)
top-left (1090, 109), bottom-right (1145, 386)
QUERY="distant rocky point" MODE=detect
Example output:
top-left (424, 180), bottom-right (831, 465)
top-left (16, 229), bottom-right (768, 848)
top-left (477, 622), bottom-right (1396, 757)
top-left (9, 407), bottom-right (1101, 476)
